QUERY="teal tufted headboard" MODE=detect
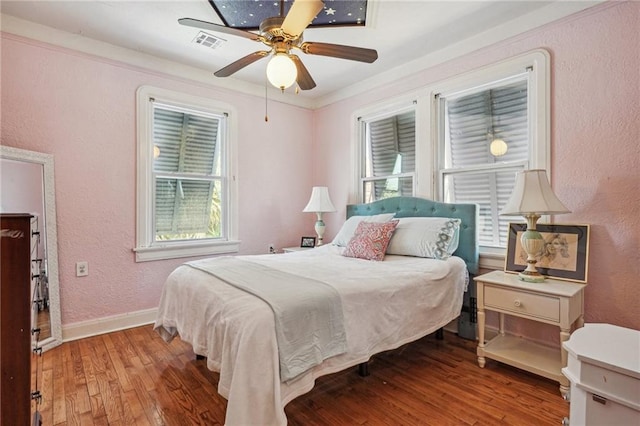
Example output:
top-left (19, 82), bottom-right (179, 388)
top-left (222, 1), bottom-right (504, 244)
top-left (346, 197), bottom-right (479, 275)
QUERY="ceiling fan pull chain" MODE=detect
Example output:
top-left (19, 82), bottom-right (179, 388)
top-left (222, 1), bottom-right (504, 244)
top-left (264, 79), bottom-right (269, 122)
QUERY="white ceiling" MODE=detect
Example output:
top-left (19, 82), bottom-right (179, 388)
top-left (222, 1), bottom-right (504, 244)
top-left (0, 0), bottom-right (602, 108)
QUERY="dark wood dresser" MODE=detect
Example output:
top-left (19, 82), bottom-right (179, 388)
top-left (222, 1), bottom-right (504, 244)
top-left (1, 214), bottom-right (34, 426)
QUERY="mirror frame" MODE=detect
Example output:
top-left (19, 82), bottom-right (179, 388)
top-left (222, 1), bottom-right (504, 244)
top-left (1, 146), bottom-right (62, 351)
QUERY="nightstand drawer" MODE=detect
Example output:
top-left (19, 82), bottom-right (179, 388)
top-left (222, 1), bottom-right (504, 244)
top-left (484, 285), bottom-right (560, 322)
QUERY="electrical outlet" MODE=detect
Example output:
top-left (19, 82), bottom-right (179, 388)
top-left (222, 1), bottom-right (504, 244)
top-left (76, 261), bottom-right (89, 277)
top-left (268, 244), bottom-right (275, 254)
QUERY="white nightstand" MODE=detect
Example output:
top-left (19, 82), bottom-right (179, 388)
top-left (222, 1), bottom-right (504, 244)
top-left (282, 246), bottom-right (314, 253)
top-left (475, 270), bottom-right (587, 396)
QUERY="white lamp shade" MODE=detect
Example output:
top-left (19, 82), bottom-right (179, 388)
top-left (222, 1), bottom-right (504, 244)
top-left (266, 54), bottom-right (297, 90)
top-left (303, 187), bottom-right (336, 213)
top-left (501, 169), bottom-right (570, 216)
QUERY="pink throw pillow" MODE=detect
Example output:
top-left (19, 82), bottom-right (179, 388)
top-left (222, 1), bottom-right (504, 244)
top-left (343, 220), bottom-right (399, 261)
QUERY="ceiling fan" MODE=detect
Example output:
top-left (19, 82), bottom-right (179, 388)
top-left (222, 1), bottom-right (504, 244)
top-left (179, 0), bottom-right (378, 92)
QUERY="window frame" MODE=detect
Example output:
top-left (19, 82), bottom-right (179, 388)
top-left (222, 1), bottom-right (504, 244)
top-left (134, 86), bottom-right (239, 262)
top-left (429, 49), bottom-right (551, 261)
top-left (350, 50), bottom-right (550, 268)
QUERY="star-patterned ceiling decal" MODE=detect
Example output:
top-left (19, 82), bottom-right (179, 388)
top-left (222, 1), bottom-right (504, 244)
top-left (207, 0), bottom-right (368, 30)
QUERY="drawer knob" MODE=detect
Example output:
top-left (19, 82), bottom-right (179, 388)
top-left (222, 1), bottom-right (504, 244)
top-left (514, 300), bottom-right (522, 307)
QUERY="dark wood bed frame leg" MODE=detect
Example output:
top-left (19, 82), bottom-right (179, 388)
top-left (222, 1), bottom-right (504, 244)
top-left (357, 362), bottom-right (370, 377)
top-left (436, 327), bottom-right (444, 340)
top-left (196, 354), bottom-right (206, 360)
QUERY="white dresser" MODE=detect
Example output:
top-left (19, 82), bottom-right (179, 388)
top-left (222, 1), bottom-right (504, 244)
top-left (562, 323), bottom-right (640, 425)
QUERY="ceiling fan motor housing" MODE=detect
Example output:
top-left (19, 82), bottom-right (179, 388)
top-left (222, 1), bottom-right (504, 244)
top-left (260, 17), bottom-right (302, 45)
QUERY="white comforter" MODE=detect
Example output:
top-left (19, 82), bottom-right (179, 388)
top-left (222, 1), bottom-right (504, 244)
top-left (154, 244), bottom-right (468, 425)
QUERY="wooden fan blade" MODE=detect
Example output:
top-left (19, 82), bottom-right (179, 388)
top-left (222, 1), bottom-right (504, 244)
top-left (281, 0), bottom-right (324, 38)
top-left (178, 18), bottom-right (260, 41)
top-left (291, 55), bottom-right (316, 90)
top-left (214, 51), bottom-right (269, 77)
top-left (301, 42), bottom-right (378, 63)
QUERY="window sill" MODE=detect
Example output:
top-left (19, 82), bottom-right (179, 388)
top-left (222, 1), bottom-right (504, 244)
top-left (134, 240), bottom-right (240, 262)
top-left (478, 250), bottom-right (506, 271)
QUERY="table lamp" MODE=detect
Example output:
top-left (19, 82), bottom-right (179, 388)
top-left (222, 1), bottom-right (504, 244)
top-left (302, 186), bottom-right (336, 246)
top-left (500, 170), bottom-right (570, 282)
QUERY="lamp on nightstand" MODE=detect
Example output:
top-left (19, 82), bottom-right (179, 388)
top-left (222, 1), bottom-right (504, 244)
top-left (501, 169), bottom-right (570, 283)
top-left (303, 186), bottom-right (336, 246)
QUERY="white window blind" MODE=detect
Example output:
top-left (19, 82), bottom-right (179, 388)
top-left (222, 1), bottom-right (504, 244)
top-left (362, 110), bottom-right (415, 202)
top-left (440, 80), bottom-right (529, 248)
top-left (152, 106), bottom-right (223, 240)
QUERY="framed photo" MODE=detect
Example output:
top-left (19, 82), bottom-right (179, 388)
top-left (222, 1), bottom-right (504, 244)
top-left (505, 223), bottom-right (590, 283)
top-left (300, 236), bottom-right (316, 248)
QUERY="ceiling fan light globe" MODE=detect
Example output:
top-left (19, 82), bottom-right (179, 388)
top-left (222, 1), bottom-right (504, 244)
top-left (266, 54), bottom-right (297, 90)
top-left (490, 138), bottom-right (508, 157)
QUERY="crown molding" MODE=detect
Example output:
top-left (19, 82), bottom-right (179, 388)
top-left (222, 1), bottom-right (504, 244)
top-left (311, 0), bottom-right (607, 109)
top-left (2, 1), bottom-right (606, 111)
top-left (0, 14), bottom-right (315, 109)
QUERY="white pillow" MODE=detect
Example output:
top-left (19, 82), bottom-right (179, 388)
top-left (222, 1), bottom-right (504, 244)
top-left (331, 213), bottom-right (396, 247)
top-left (386, 217), bottom-right (461, 259)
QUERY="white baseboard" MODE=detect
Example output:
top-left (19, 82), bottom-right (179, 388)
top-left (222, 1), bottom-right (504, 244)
top-left (62, 308), bottom-right (158, 342)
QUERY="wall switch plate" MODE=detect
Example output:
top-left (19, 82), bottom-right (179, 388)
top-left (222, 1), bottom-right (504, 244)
top-left (76, 261), bottom-right (88, 277)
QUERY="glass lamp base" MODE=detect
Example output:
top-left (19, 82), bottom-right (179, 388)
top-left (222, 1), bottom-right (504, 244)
top-left (519, 224), bottom-right (545, 283)
top-left (314, 216), bottom-right (325, 246)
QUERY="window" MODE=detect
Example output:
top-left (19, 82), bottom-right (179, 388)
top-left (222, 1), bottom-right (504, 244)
top-left (434, 50), bottom-right (550, 253)
top-left (135, 86), bottom-right (238, 262)
top-left (358, 102), bottom-right (416, 203)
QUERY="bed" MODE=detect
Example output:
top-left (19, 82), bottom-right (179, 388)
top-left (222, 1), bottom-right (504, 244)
top-left (154, 196), bottom-right (478, 425)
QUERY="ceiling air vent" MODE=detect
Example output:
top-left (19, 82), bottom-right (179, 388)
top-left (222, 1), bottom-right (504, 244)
top-left (193, 31), bottom-right (226, 50)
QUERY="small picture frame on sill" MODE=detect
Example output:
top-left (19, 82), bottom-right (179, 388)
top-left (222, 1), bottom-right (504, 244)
top-left (300, 236), bottom-right (316, 248)
top-left (505, 222), bottom-right (590, 283)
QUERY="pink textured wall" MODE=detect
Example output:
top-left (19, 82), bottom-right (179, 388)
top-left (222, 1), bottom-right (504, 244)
top-left (1, 1), bottom-right (638, 340)
top-left (1, 36), bottom-right (314, 325)
top-left (313, 1), bottom-right (640, 337)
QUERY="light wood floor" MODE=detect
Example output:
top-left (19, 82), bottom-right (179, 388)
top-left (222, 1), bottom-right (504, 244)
top-left (33, 325), bottom-right (569, 425)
